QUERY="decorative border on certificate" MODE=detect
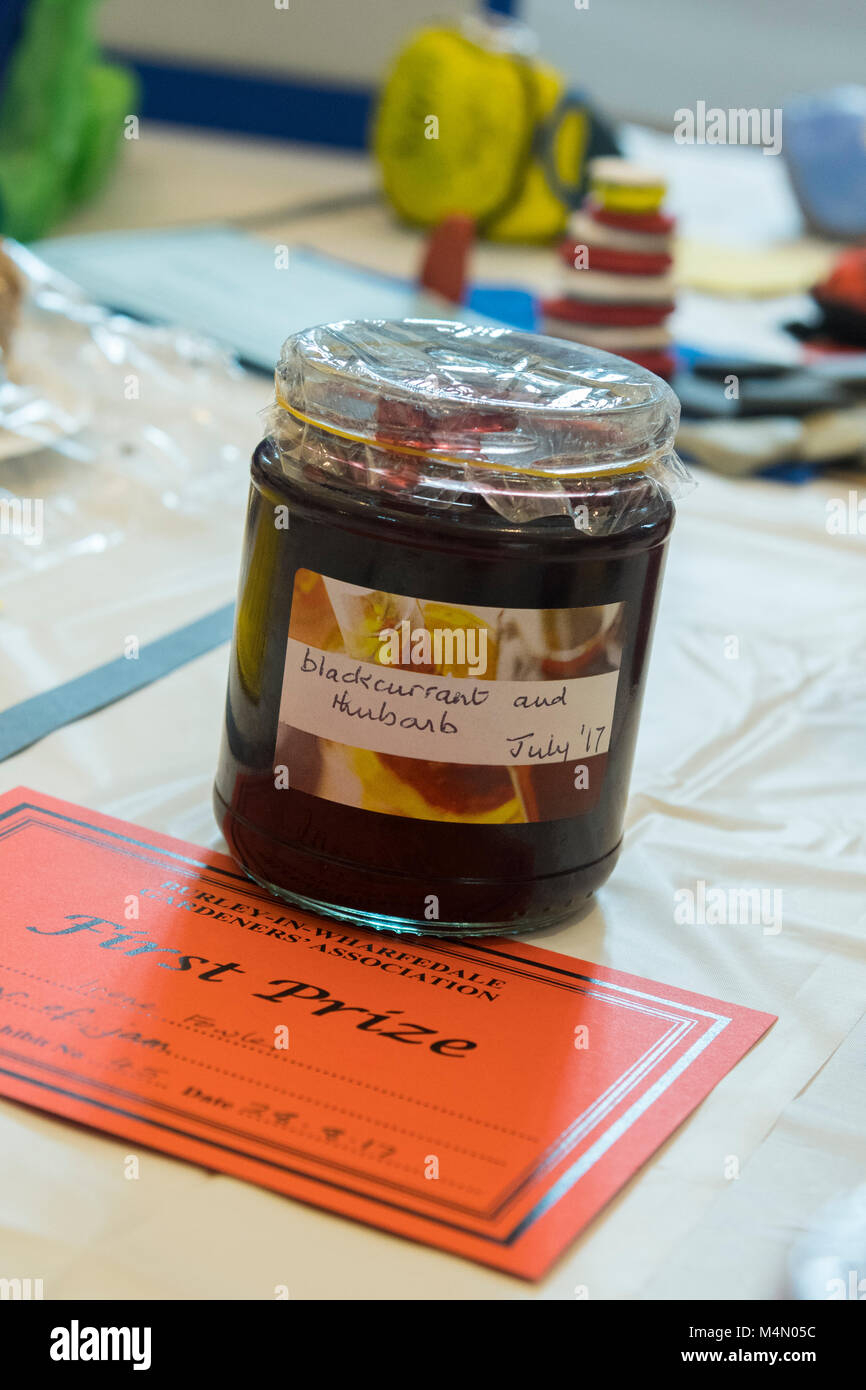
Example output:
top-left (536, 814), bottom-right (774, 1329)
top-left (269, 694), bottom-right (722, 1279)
top-left (0, 792), bottom-right (775, 1277)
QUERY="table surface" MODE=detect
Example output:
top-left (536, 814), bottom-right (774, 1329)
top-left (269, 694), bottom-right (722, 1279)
top-left (1, 125), bottom-right (864, 1301)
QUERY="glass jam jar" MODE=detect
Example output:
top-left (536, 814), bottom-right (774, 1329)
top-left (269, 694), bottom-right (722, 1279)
top-left (215, 319), bottom-right (686, 936)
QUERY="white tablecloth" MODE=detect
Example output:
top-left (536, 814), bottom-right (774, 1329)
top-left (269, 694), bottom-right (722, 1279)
top-left (1, 217), bottom-right (864, 1302)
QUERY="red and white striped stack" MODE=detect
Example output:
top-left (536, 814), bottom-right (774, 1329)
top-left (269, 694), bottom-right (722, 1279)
top-left (542, 157), bottom-right (676, 379)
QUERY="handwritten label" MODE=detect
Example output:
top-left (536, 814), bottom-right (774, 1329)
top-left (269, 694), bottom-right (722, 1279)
top-left (279, 639), bottom-right (619, 767)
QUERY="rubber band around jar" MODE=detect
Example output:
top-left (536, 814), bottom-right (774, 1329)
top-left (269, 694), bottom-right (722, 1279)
top-left (274, 393), bottom-right (657, 481)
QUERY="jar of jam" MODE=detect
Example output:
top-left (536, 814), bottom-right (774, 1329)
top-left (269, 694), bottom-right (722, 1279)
top-left (215, 319), bottom-right (687, 936)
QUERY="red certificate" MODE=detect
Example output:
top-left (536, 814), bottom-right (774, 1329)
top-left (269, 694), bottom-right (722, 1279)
top-left (0, 789), bottom-right (775, 1278)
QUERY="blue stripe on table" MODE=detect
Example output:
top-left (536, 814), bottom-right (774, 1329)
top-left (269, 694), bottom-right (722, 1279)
top-left (105, 53), bottom-right (374, 149)
top-left (0, 602), bottom-right (236, 762)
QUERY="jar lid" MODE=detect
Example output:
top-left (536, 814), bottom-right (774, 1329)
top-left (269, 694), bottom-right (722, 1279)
top-left (275, 319), bottom-right (680, 479)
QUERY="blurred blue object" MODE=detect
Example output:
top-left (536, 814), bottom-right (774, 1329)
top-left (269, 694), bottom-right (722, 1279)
top-left (755, 462), bottom-right (819, 483)
top-left (0, 0), bottom-right (27, 97)
top-left (467, 285), bottom-right (537, 330)
top-left (783, 86), bottom-right (866, 240)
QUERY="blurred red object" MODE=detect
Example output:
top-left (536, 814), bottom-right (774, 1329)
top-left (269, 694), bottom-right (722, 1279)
top-left (815, 249), bottom-right (866, 314)
top-left (810, 248), bottom-right (866, 345)
top-left (418, 214), bottom-right (476, 304)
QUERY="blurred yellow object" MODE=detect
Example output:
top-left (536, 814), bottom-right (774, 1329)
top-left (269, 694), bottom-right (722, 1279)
top-left (590, 180), bottom-right (666, 215)
top-left (675, 238), bottom-right (836, 297)
top-left (587, 158), bottom-right (667, 214)
top-left (351, 748), bottom-right (524, 823)
top-left (373, 24), bottom-right (605, 243)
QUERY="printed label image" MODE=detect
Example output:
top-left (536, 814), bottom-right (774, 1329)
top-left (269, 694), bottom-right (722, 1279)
top-left (276, 569), bottom-right (624, 823)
